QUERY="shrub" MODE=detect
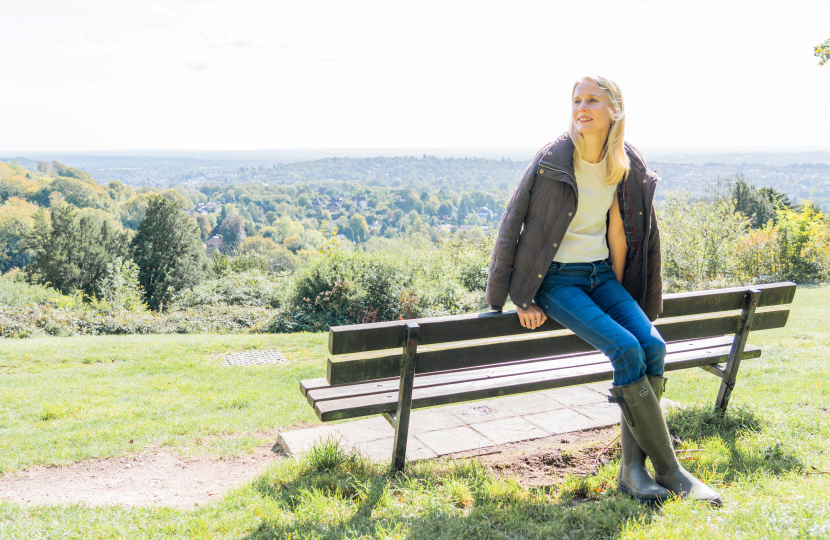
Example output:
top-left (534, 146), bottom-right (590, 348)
top-left (658, 192), bottom-right (750, 292)
top-left (172, 269), bottom-right (286, 309)
top-left (95, 257), bottom-right (146, 312)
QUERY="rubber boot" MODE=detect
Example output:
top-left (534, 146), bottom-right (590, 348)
top-left (609, 376), bottom-right (723, 506)
top-left (617, 375), bottom-right (671, 503)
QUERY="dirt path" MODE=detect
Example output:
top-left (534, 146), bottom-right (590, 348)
top-left (0, 427), bottom-right (620, 509)
top-left (0, 444), bottom-right (284, 509)
top-left (445, 426), bottom-right (620, 487)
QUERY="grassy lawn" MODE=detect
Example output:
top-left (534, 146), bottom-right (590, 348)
top-left (1, 284), bottom-right (830, 538)
top-left (0, 333), bottom-right (328, 471)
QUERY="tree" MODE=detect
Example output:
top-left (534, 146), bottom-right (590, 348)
top-left (349, 214), bottom-right (369, 242)
top-left (731, 175), bottom-right (775, 229)
top-left (337, 216), bottom-right (353, 240)
top-left (131, 195), bottom-right (209, 309)
top-left (22, 204), bottom-right (130, 297)
top-left (196, 214), bottom-right (211, 241)
top-left (218, 213), bottom-right (247, 253)
top-left (0, 197), bottom-right (39, 272)
top-left (815, 38), bottom-right (830, 66)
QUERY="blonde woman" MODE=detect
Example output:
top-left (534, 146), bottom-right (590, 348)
top-left (485, 76), bottom-right (721, 505)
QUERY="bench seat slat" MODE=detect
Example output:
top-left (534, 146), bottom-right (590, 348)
top-left (328, 282), bottom-right (796, 354)
top-left (314, 344), bottom-right (762, 421)
top-left (303, 336), bottom-right (736, 403)
top-left (327, 308), bottom-right (789, 385)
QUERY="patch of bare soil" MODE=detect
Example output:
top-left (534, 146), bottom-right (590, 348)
top-left (0, 443), bottom-right (284, 509)
top-left (444, 426), bottom-right (620, 487)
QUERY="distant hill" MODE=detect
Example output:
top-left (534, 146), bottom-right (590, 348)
top-left (3, 148), bottom-right (830, 209)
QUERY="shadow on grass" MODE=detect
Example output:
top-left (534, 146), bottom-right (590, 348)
top-left (244, 438), bottom-right (656, 540)
top-left (665, 405), bottom-right (804, 482)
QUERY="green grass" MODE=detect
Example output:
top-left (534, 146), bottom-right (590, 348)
top-left (2, 285), bottom-right (830, 538)
top-left (0, 333), bottom-right (327, 471)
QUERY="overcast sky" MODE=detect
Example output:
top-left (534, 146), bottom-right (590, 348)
top-left (1, 0), bottom-right (828, 152)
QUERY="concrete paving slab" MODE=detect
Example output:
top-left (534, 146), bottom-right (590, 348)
top-left (277, 425), bottom-right (344, 457)
top-left (573, 402), bottom-right (620, 426)
top-left (524, 408), bottom-right (602, 435)
top-left (492, 393), bottom-right (567, 416)
top-left (351, 437), bottom-right (437, 462)
top-left (409, 409), bottom-right (466, 434)
top-left (541, 385), bottom-right (609, 405)
top-left (337, 416), bottom-right (395, 443)
top-left (470, 417), bottom-right (549, 445)
top-left (583, 381), bottom-right (613, 397)
top-left (278, 388), bottom-right (685, 461)
top-left (415, 426), bottom-right (495, 455)
top-left (446, 402), bottom-right (518, 424)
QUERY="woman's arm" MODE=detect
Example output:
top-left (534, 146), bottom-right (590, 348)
top-left (607, 196), bottom-right (627, 284)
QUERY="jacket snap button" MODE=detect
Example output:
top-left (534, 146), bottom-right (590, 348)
top-left (547, 152), bottom-right (552, 155)
top-left (539, 169), bottom-right (544, 174)
top-left (522, 303), bottom-right (528, 309)
top-left (568, 212), bottom-right (573, 217)
top-left (553, 243), bottom-right (558, 247)
top-left (639, 211), bottom-right (643, 215)
top-left (537, 274), bottom-right (543, 278)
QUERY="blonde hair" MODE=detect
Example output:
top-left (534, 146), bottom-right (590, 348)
top-left (568, 76), bottom-right (630, 185)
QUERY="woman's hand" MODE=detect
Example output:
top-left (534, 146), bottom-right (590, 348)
top-left (516, 303), bottom-right (547, 330)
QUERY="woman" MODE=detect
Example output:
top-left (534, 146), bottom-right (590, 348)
top-left (485, 76), bottom-right (721, 505)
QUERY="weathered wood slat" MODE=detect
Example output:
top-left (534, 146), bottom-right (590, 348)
top-left (315, 345), bottom-right (762, 421)
top-left (303, 336), bottom-right (736, 403)
top-left (328, 282), bottom-right (796, 354)
top-left (326, 308), bottom-right (789, 385)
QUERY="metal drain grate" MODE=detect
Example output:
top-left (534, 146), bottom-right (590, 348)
top-left (224, 350), bottom-right (289, 366)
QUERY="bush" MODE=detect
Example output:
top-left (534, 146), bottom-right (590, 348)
top-left (0, 304), bottom-right (276, 338)
top-left (172, 269), bottom-right (287, 309)
top-left (276, 238), bottom-right (489, 333)
top-left (734, 202), bottom-right (830, 283)
top-left (658, 192), bottom-right (750, 292)
top-left (95, 257), bottom-right (146, 312)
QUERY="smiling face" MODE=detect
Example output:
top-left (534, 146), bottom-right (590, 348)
top-left (571, 79), bottom-right (613, 137)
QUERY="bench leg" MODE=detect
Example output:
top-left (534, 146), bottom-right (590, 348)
top-left (714, 288), bottom-right (761, 413)
top-left (391, 322), bottom-right (419, 473)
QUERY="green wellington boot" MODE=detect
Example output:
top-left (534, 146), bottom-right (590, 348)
top-left (617, 375), bottom-right (671, 503)
top-left (609, 376), bottom-right (723, 506)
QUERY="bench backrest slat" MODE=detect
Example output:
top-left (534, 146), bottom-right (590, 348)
top-left (327, 306), bottom-right (790, 385)
top-left (328, 282), bottom-right (796, 355)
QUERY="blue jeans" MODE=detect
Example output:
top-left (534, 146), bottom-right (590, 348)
top-left (533, 259), bottom-right (666, 386)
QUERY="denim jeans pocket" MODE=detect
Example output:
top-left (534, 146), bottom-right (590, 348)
top-left (547, 261), bottom-right (563, 273)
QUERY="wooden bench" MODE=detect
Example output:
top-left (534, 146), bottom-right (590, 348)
top-left (300, 281), bottom-right (796, 471)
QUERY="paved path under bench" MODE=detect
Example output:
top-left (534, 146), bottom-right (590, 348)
top-left (279, 383), bottom-right (679, 462)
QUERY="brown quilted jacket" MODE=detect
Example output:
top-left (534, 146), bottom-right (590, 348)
top-left (485, 133), bottom-right (663, 319)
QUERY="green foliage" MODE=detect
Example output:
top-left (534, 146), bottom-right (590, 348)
top-left (22, 204), bottom-right (130, 298)
top-left (658, 192), bottom-right (750, 291)
top-left (172, 269), bottom-right (285, 309)
top-left (732, 174), bottom-right (776, 229)
top-left (218, 213), bottom-right (246, 253)
top-left (0, 304), bottom-right (276, 338)
top-left (0, 197), bottom-right (39, 272)
top-left (130, 195), bottom-right (209, 310)
top-left (815, 38), bottom-right (830, 66)
top-left (0, 276), bottom-right (77, 308)
top-left (95, 257), bottom-right (146, 312)
top-left (277, 237), bottom-right (489, 332)
top-left (51, 161), bottom-right (93, 182)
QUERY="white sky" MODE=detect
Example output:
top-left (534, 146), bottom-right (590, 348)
top-left (1, 0), bottom-right (828, 152)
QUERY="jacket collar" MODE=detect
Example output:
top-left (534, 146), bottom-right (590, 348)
top-left (542, 132), bottom-right (649, 180)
